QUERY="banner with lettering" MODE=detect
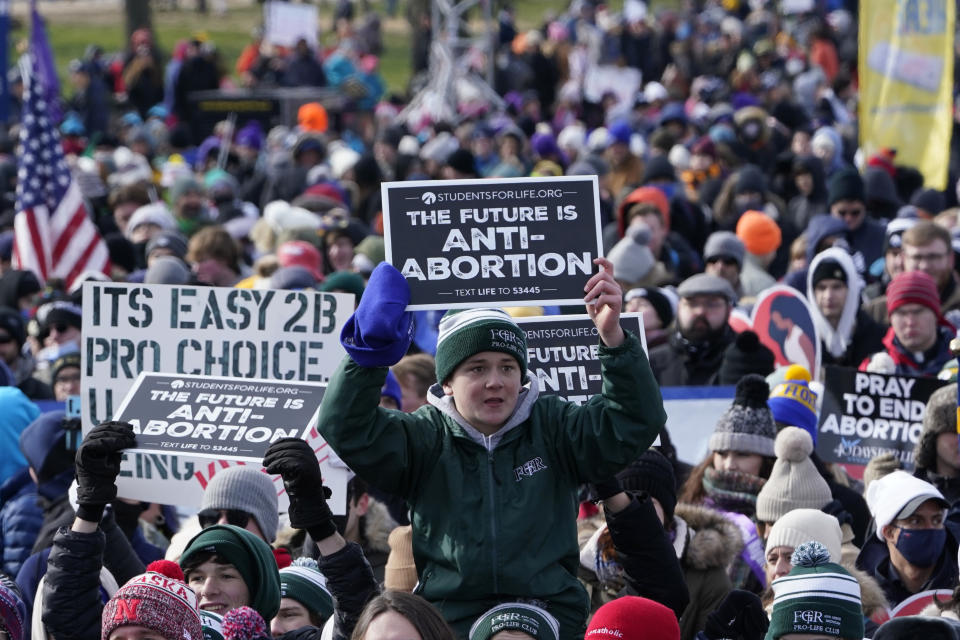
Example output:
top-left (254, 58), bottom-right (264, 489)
top-left (81, 282), bottom-right (353, 510)
top-left (860, 0), bottom-right (955, 189)
top-left (382, 176), bottom-right (602, 309)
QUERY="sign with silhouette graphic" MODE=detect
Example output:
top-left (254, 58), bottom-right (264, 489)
top-left (729, 285), bottom-right (821, 378)
top-left (114, 372), bottom-right (326, 462)
top-left (816, 365), bottom-right (946, 478)
top-left (382, 176), bottom-right (602, 309)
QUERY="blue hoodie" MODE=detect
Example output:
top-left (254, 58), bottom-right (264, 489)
top-left (0, 388), bottom-right (41, 485)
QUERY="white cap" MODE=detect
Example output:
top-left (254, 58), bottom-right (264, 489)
top-left (643, 82), bottom-right (668, 103)
top-left (865, 470), bottom-right (948, 540)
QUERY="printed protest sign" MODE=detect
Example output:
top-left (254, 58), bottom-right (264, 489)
top-left (81, 282), bottom-right (354, 511)
top-left (115, 373), bottom-right (326, 462)
top-left (516, 314), bottom-right (645, 404)
top-left (816, 365), bottom-right (947, 477)
top-left (382, 176), bottom-right (602, 309)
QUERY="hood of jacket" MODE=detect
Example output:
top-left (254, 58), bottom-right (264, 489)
top-left (674, 503), bottom-right (743, 571)
top-left (805, 215), bottom-right (849, 263)
top-left (362, 497), bottom-right (399, 555)
top-left (807, 247), bottom-right (864, 359)
top-left (426, 372), bottom-right (540, 451)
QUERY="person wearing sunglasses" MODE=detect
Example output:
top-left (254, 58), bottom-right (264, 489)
top-left (702, 231), bottom-right (744, 300)
top-left (197, 465), bottom-right (279, 544)
top-left (827, 167), bottom-right (885, 275)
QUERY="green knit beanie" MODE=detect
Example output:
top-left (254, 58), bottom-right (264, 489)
top-left (179, 524), bottom-right (281, 621)
top-left (319, 271), bottom-right (366, 300)
top-left (278, 557), bottom-right (334, 624)
top-left (469, 603), bottom-right (560, 640)
top-left (434, 309), bottom-right (527, 383)
top-left (766, 541), bottom-right (863, 640)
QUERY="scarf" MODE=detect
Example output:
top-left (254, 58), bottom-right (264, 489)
top-left (702, 467), bottom-right (767, 518)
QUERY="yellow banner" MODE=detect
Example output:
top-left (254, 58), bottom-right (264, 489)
top-left (859, 0), bottom-right (955, 190)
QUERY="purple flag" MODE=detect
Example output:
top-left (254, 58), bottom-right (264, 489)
top-left (28, 0), bottom-right (60, 123)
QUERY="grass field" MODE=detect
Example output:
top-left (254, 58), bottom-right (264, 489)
top-left (10, 0), bottom-right (669, 97)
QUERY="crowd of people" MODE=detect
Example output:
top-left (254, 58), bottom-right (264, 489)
top-left (0, 0), bottom-right (958, 638)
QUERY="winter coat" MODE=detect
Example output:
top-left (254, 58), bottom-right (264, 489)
top-left (0, 469), bottom-right (43, 577)
top-left (673, 504), bottom-right (741, 640)
top-left (821, 309), bottom-right (887, 370)
top-left (303, 497), bottom-right (398, 584)
top-left (318, 332), bottom-right (665, 639)
top-left (577, 495), bottom-right (690, 617)
top-left (20, 512), bottom-right (143, 640)
top-left (856, 529), bottom-right (959, 609)
top-left (859, 326), bottom-right (955, 377)
top-left (648, 327), bottom-right (735, 387)
top-left (317, 541), bottom-right (379, 640)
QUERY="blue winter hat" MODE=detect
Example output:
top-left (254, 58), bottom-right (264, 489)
top-left (767, 365), bottom-right (818, 443)
top-left (381, 370), bottom-right (402, 408)
top-left (17, 409), bottom-right (66, 483)
top-left (608, 120), bottom-right (633, 145)
top-left (340, 263), bottom-right (413, 367)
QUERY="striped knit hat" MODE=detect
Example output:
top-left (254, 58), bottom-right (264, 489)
top-left (278, 557), bottom-right (334, 624)
top-left (766, 541), bottom-right (863, 640)
top-left (435, 309), bottom-right (527, 383)
top-left (886, 271), bottom-right (950, 326)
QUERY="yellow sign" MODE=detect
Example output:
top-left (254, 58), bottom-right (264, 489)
top-left (859, 0), bottom-right (955, 190)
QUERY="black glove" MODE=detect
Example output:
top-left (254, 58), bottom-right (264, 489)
top-left (74, 421), bottom-right (136, 522)
top-left (263, 438), bottom-right (336, 541)
top-left (589, 476), bottom-right (622, 502)
top-left (703, 589), bottom-right (769, 640)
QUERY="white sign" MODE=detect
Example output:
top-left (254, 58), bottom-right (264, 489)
top-left (265, 2), bottom-right (319, 49)
top-left (81, 282), bottom-right (353, 512)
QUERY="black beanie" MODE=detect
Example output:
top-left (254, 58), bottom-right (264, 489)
top-left (643, 288), bottom-right (675, 328)
top-left (0, 306), bottom-right (26, 346)
top-left (910, 188), bottom-right (946, 216)
top-left (643, 156), bottom-right (676, 183)
top-left (446, 148), bottom-right (477, 176)
top-left (811, 258), bottom-right (847, 287)
top-left (734, 165), bottom-right (766, 195)
top-left (105, 232), bottom-right (137, 273)
top-left (718, 330), bottom-right (775, 385)
top-left (616, 450), bottom-right (677, 521)
top-left (828, 167), bottom-right (865, 205)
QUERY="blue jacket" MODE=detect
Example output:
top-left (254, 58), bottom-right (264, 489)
top-left (0, 469), bottom-right (43, 577)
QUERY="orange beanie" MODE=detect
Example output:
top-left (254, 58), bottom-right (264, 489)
top-left (736, 210), bottom-right (782, 255)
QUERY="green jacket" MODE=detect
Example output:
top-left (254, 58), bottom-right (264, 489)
top-left (318, 331), bottom-right (666, 639)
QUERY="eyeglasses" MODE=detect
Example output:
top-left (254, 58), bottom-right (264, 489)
top-left (49, 323), bottom-right (71, 334)
top-left (54, 373), bottom-right (81, 385)
top-left (197, 508), bottom-right (251, 529)
top-left (834, 208), bottom-right (864, 219)
top-left (706, 256), bottom-right (739, 267)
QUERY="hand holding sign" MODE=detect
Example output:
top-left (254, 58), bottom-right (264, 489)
top-left (264, 438), bottom-right (336, 540)
top-left (584, 258), bottom-right (625, 348)
top-left (75, 421), bottom-right (137, 522)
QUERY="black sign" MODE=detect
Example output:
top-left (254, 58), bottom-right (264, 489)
top-left (382, 176), bottom-right (602, 309)
top-left (114, 373), bottom-right (326, 462)
top-left (817, 365), bottom-right (946, 473)
top-left (516, 314), bottom-right (646, 405)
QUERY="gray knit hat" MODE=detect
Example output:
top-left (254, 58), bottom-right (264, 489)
top-left (756, 427), bottom-right (832, 523)
top-left (704, 231), bottom-right (745, 267)
top-left (709, 374), bottom-right (777, 457)
top-left (915, 383), bottom-right (955, 471)
top-left (200, 466), bottom-right (279, 542)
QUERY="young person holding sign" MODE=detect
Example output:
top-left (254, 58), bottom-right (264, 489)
top-left (317, 258), bottom-right (666, 638)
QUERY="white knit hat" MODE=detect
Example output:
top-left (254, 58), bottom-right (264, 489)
top-left (755, 427), bottom-right (832, 523)
top-left (765, 508), bottom-right (842, 561)
top-left (865, 469), bottom-right (948, 540)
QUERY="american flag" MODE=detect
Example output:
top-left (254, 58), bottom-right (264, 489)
top-left (13, 6), bottom-right (109, 287)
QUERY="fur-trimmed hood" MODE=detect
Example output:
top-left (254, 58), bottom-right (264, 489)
top-left (363, 497), bottom-right (398, 555)
top-left (674, 503), bottom-right (743, 571)
top-left (846, 563), bottom-right (889, 618)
